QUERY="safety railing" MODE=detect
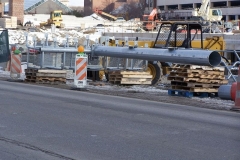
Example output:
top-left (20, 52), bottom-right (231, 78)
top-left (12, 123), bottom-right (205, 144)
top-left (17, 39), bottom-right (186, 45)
top-left (24, 34), bottom-right (145, 71)
top-left (214, 50), bottom-right (240, 82)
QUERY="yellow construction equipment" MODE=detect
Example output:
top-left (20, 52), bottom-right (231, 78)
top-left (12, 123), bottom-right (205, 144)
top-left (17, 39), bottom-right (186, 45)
top-left (40, 10), bottom-right (65, 28)
top-left (100, 22), bottom-right (226, 85)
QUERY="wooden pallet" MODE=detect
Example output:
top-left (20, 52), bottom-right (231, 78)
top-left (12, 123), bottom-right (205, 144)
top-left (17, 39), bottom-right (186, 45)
top-left (25, 68), bottom-right (38, 73)
top-left (108, 71), bottom-right (152, 85)
top-left (109, 80), bottom-right (152, 85)
top-left (168, 89), bottom-right (217, 98)
top-left (169, 69), bottom-right (225, 75)
top-left (168, 72), bottom-right (225, 79)
top-left (167, 76), bottom-right (228, 84)
top-left (25, 69), bottom-right (67, 84)
top-left (36, 73), bottom-right (66, 78)
top-left (171, 85), bottom-right (218, 92)
top-left (109, 71), bottom-right (150, 75)
top-left (109, 74), bottom-right (152, 78)
top-left (109, 77), bottom-right (152, 81)
top-left (169, 64), bottom-right (224, 71)
top-left (171, 81), bottom-right (221, 88)
top-left (37, 70), bottom-right (67, 73)
top-left (24, 79), bottom-right (37, 82)
top-left (36, 77), bottom-right (66, 82)
top-left (25, 72), bottom-right (37, 76)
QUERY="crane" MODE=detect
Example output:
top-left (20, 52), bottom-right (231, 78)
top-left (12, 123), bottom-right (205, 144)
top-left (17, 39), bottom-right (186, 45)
top-left (192, 0), bottom-right (222, 21)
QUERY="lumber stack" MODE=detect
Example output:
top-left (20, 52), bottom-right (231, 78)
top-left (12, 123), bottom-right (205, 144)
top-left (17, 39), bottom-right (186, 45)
top-left (25, 69), bottom-right (67, 84)
top-left (108, 70), bottom-right (152, 85)
top-left (167, 64), bottom-right (228, 92)
top-left (0, 16), bottom-right (17, 28)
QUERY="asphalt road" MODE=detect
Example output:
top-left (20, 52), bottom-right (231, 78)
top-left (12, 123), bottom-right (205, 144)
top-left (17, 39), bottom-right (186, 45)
top-left (0, 80), bottom-right (240, 160)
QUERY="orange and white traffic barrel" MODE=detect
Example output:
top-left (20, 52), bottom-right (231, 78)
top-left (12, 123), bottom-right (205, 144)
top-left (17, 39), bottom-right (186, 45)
top-left (74, 48), bottom-right (88, 88)
top-left (233, 66), bottom-right (240, 110)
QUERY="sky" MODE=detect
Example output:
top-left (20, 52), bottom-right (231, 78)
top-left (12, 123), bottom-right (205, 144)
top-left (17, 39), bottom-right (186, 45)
top-left (69, 0), bottom-right (84, 6)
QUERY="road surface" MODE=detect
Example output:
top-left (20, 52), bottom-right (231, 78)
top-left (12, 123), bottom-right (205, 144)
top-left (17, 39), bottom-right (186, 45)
top-left (0, 80), bottom-right (239, 160)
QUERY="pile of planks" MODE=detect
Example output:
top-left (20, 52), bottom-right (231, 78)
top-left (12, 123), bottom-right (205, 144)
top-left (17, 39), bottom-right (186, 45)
top-left (0, 16), bottom-right (17, 28)
top-left (108, 70), bottom-right (152, 85)
top-left (167, 64), bottom-right (228, 92)
top-left (25, 69), bottom-right (67, 84)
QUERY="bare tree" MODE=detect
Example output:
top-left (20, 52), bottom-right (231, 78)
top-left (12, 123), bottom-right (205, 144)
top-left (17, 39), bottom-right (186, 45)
top-left (122, 0), bottom-right (147, 20)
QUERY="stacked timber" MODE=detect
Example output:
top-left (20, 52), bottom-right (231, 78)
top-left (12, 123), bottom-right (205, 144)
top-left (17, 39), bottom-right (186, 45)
top-left (0, 16), bottom-right (17, 28)
top-left (167, 64), bottom-right (228, 93)
top-left (108, 70), bottom-right (152, 85)
top-left (25, 69), bottom-right (67, 84)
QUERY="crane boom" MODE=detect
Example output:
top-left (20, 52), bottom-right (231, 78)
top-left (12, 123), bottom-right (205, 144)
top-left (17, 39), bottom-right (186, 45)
top-left (192, 0), bottom-right (222, 21)
top-left (95, 9), bottom-right (117, 21)
top-left (198, 0), bottom-right (210, 16)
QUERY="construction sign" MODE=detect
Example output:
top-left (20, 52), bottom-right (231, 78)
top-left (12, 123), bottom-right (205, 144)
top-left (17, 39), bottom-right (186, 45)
top-left (74, 54), bottom-right (88, 88)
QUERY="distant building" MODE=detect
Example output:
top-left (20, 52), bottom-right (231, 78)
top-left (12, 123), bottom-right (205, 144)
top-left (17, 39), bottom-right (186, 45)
top-left (145, 0), bottom-right (240, 21)
top-left (24, 0), bottom-right (72, 14)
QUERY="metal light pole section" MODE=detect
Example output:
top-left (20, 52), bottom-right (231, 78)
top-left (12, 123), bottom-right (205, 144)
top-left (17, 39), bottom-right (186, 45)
top-left (91, 45), bottom-right (222, 67)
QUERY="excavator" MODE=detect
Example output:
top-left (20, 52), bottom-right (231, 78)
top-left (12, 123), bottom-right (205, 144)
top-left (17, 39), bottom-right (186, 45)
top-left (142, 8), bottom-right (161, 31)
top-left (102, 21), bottom-right (226, 85)
top-left (40, 10), bottom-right (65, 28)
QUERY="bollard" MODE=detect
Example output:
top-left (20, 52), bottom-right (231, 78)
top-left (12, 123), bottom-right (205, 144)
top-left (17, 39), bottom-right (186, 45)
top-left (74, 46), bottom-right (88, 88)
top-left (233, 66), bottom-right (240, 110)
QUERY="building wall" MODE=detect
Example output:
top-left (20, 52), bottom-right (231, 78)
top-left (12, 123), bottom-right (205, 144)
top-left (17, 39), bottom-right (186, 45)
top-left (9, 0), bottom-right (24, 24)
top-left (156, 0), bottom-right (240, 21)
